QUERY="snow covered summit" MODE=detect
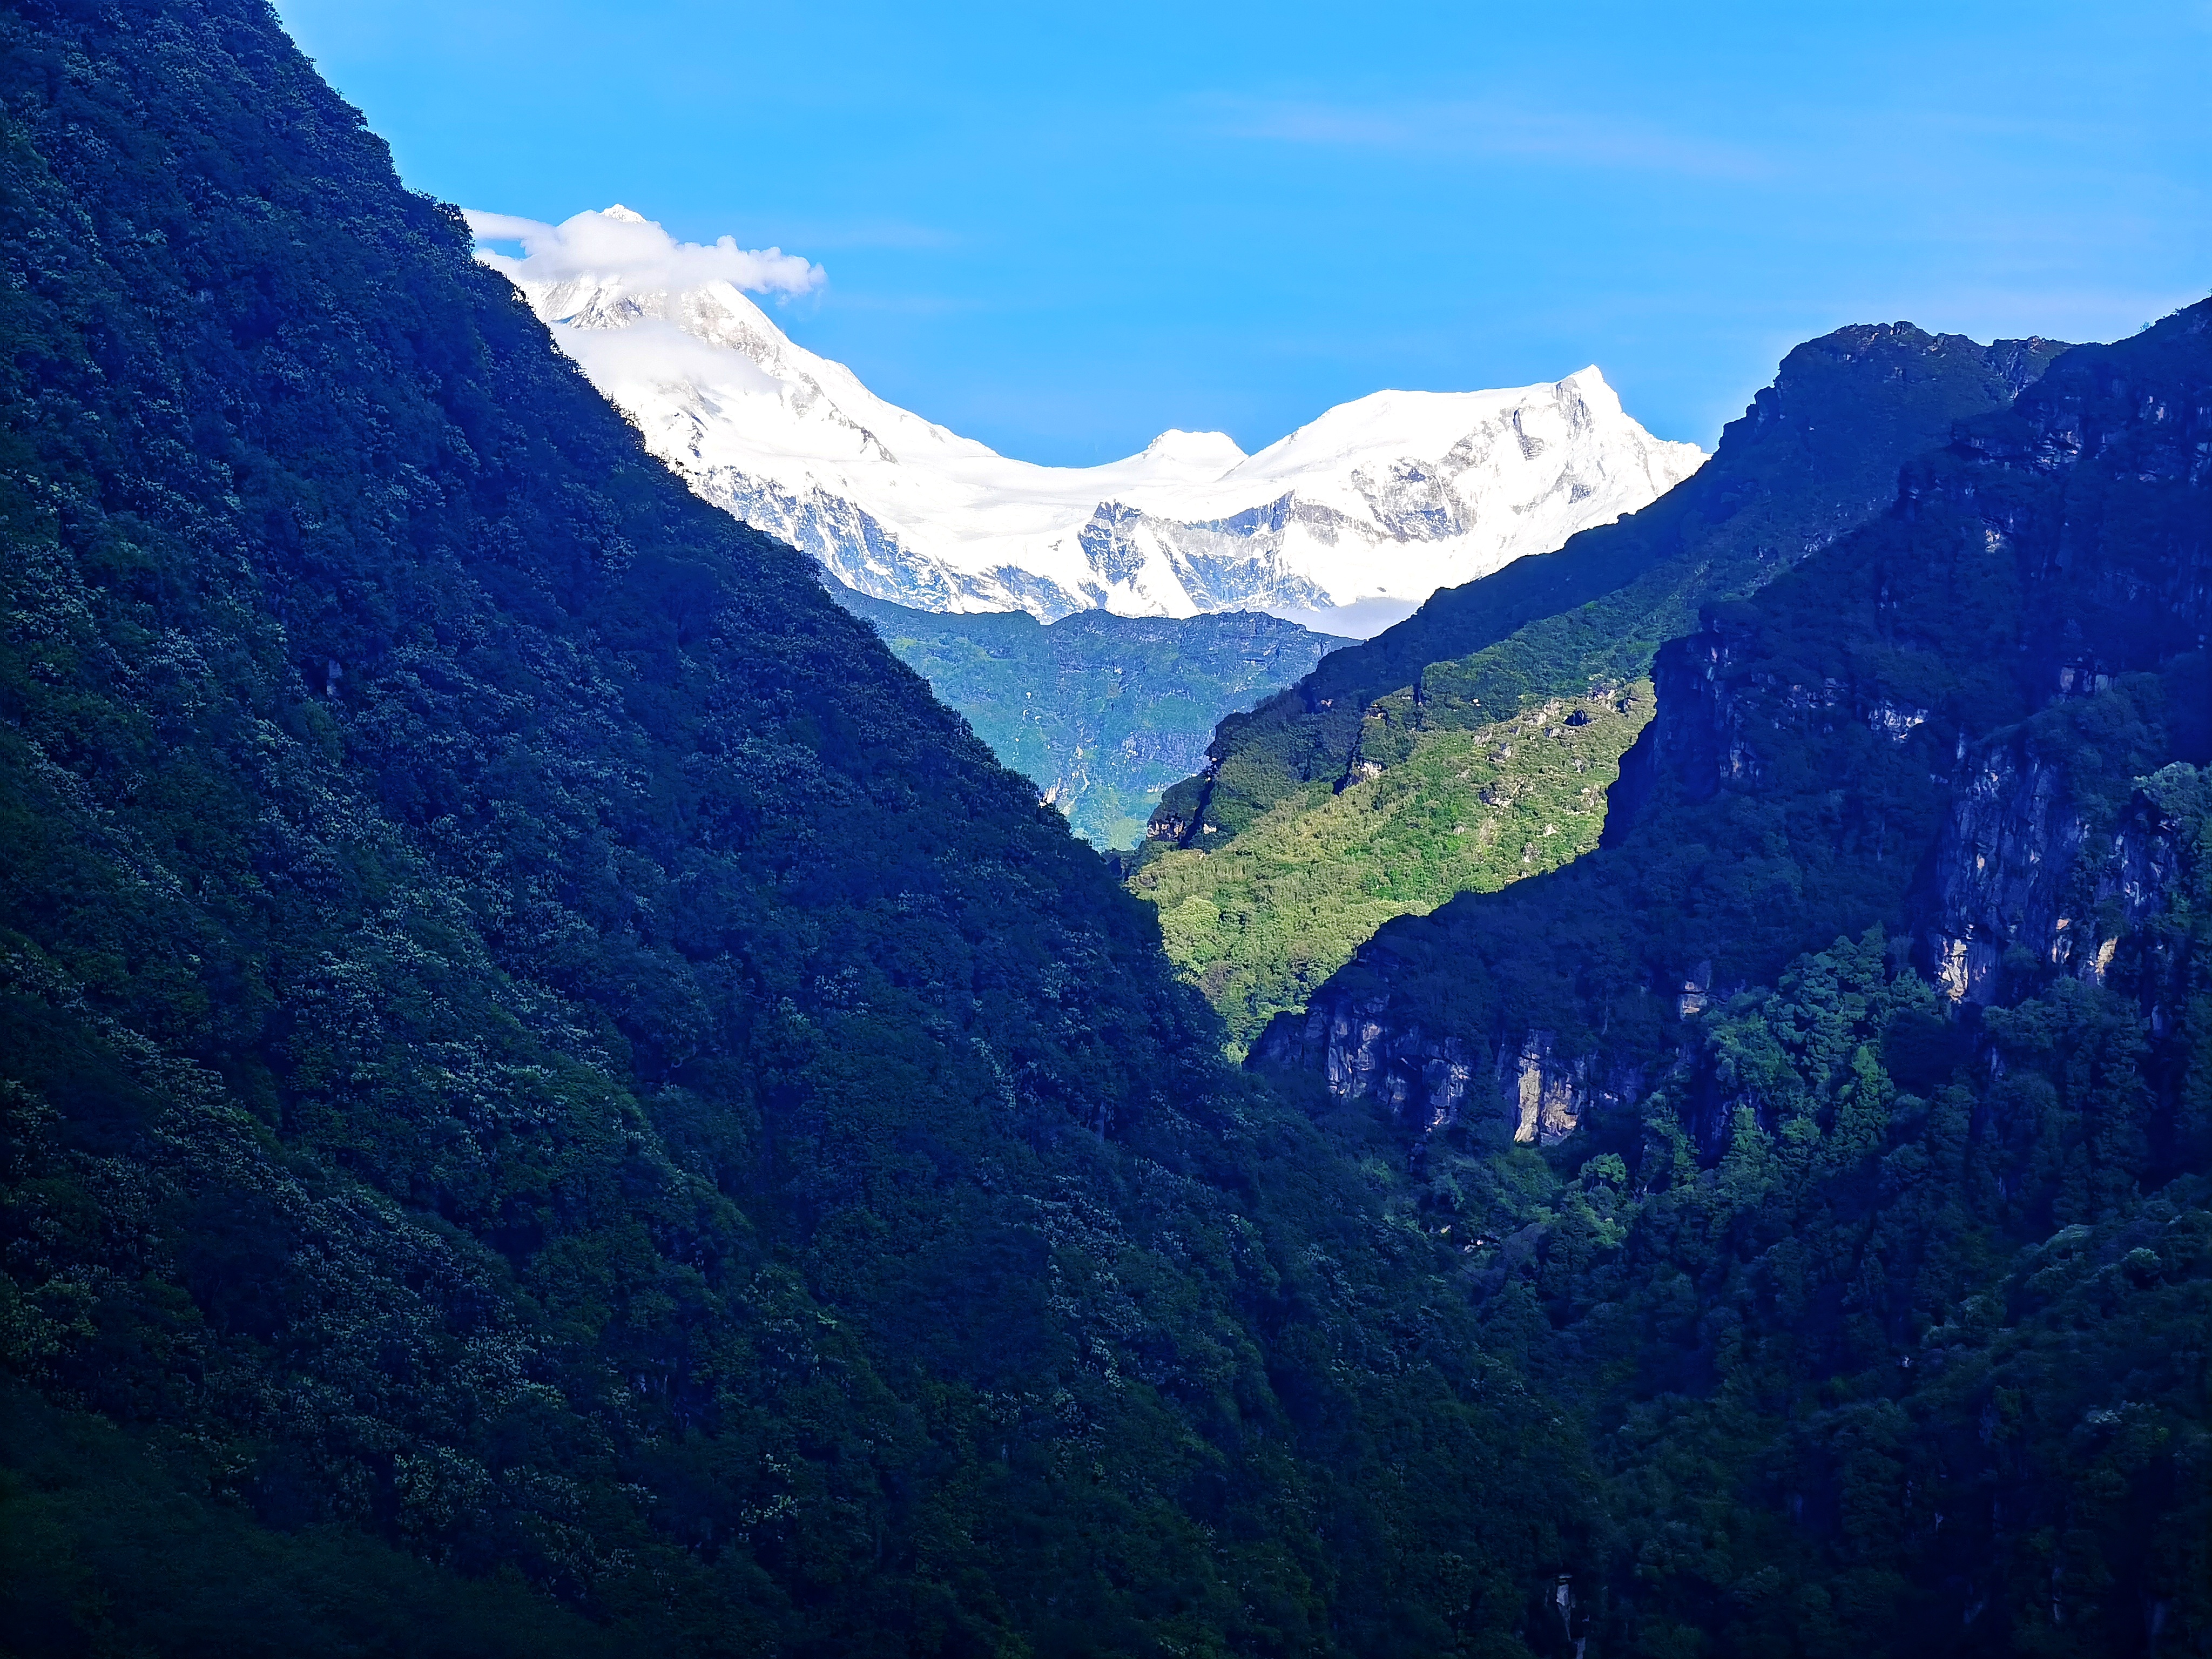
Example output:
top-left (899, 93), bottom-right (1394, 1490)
top-left (473, 207), bottom-right (1705, 633)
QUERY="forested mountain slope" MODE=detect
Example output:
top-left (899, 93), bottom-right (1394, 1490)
top-left (0, 3), bottom-right (1600, 1653)
top-left (1255, 305), bottom-right (2212, 1655)
top-left (832, 588), bottom-right (1347, 848)
top-left (1263, 308), bottom-right (2209, 1105)
top-left (1133, 326), bottom-right (2064, 1046)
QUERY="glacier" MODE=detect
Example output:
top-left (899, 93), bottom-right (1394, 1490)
top-left (475, 207), bottom-right (1705, 635)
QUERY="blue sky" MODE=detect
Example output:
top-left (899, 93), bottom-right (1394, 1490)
top-left (275, 0), bottom-right (2209, 466)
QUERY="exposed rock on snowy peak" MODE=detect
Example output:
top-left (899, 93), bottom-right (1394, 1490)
top-left (474, 207), bottom-right (1705, 632)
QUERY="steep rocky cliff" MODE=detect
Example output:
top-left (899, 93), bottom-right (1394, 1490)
top-left (1263, 1000), bottom-right (1640, 1145)
top-left (1923, 716), bottom-right (2207, 1005)
top-left (1263, 303), bottom-right (2210, 1149)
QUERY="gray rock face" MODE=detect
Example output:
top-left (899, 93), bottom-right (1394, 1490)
top-left (1073, 500), bottom-right (1335, 615)
top-left (1253, 1002), bottom-right (1636, 1145)
top-left (1923, 746), bottom-right (2080, 1004)
top-left (1603, 621), bottom-right (1759, 822)
top-left (1257, 997), bottom-right (1476, 1132)
top-left (1503, 1031), bottom-right (1627, 1147)
top-left (692, 465), bottom-right (1090, 617)
top-left (1611, 616), bottom-right (1951, 840)
top-left (1923, 745), bottom-right (2194, 1003)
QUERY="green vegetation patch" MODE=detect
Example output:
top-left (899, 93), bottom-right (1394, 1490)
top-left (1134, 683), bottom-right (1653, 1049)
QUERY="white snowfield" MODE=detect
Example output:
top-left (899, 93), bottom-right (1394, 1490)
top-left (475, 207), bottom-right (1705, 635)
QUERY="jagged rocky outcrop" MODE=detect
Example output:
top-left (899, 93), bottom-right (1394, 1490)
top-left (1258, 999), bottom-right (1475, 1130)
top-left (1503, 1031), bottom-right (1645, 1145)
top-left (1606, 611), bottom-right (1943, 836)
top-left (1923, 743), bottom-right (2199, 1003)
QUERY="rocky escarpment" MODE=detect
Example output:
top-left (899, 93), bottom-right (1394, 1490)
top-left (1603, 606), bottom-right (1944, 840)
top-left (1254, 999), bottom-right (1476, 1131)
top-left (1253, 1002), bottom-right (1639, 1145)
top-left (1600, 616), bottom-right (1754, 829)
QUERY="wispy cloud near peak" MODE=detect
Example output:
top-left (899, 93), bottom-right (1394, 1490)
top-left (463, 205), bottom-right (826, 298)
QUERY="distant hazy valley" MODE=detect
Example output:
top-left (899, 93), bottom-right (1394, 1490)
top-left (834, 589), bottom-right (1350, 847)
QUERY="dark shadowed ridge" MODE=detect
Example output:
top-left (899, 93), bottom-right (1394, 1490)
top-left (0, 1), bottom-right (1597, 1651)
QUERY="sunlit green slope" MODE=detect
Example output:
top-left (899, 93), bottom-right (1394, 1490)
top-left (1131, 324), bottom-right (2066, 1038)
top-left (1134, 684), bottom-right (1653, 1050)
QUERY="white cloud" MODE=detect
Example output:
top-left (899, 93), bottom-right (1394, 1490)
top-left (463, 205), bottom-right (825, 298)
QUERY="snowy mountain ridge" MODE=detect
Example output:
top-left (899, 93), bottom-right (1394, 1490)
top-left (474, 207), bottom-right (1705, 632)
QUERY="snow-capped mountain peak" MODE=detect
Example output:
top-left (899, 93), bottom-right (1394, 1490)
top-left (471, 207), bottom-right (1705, 632)
top-left (1143, 429), bottom-right (1249, 469)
